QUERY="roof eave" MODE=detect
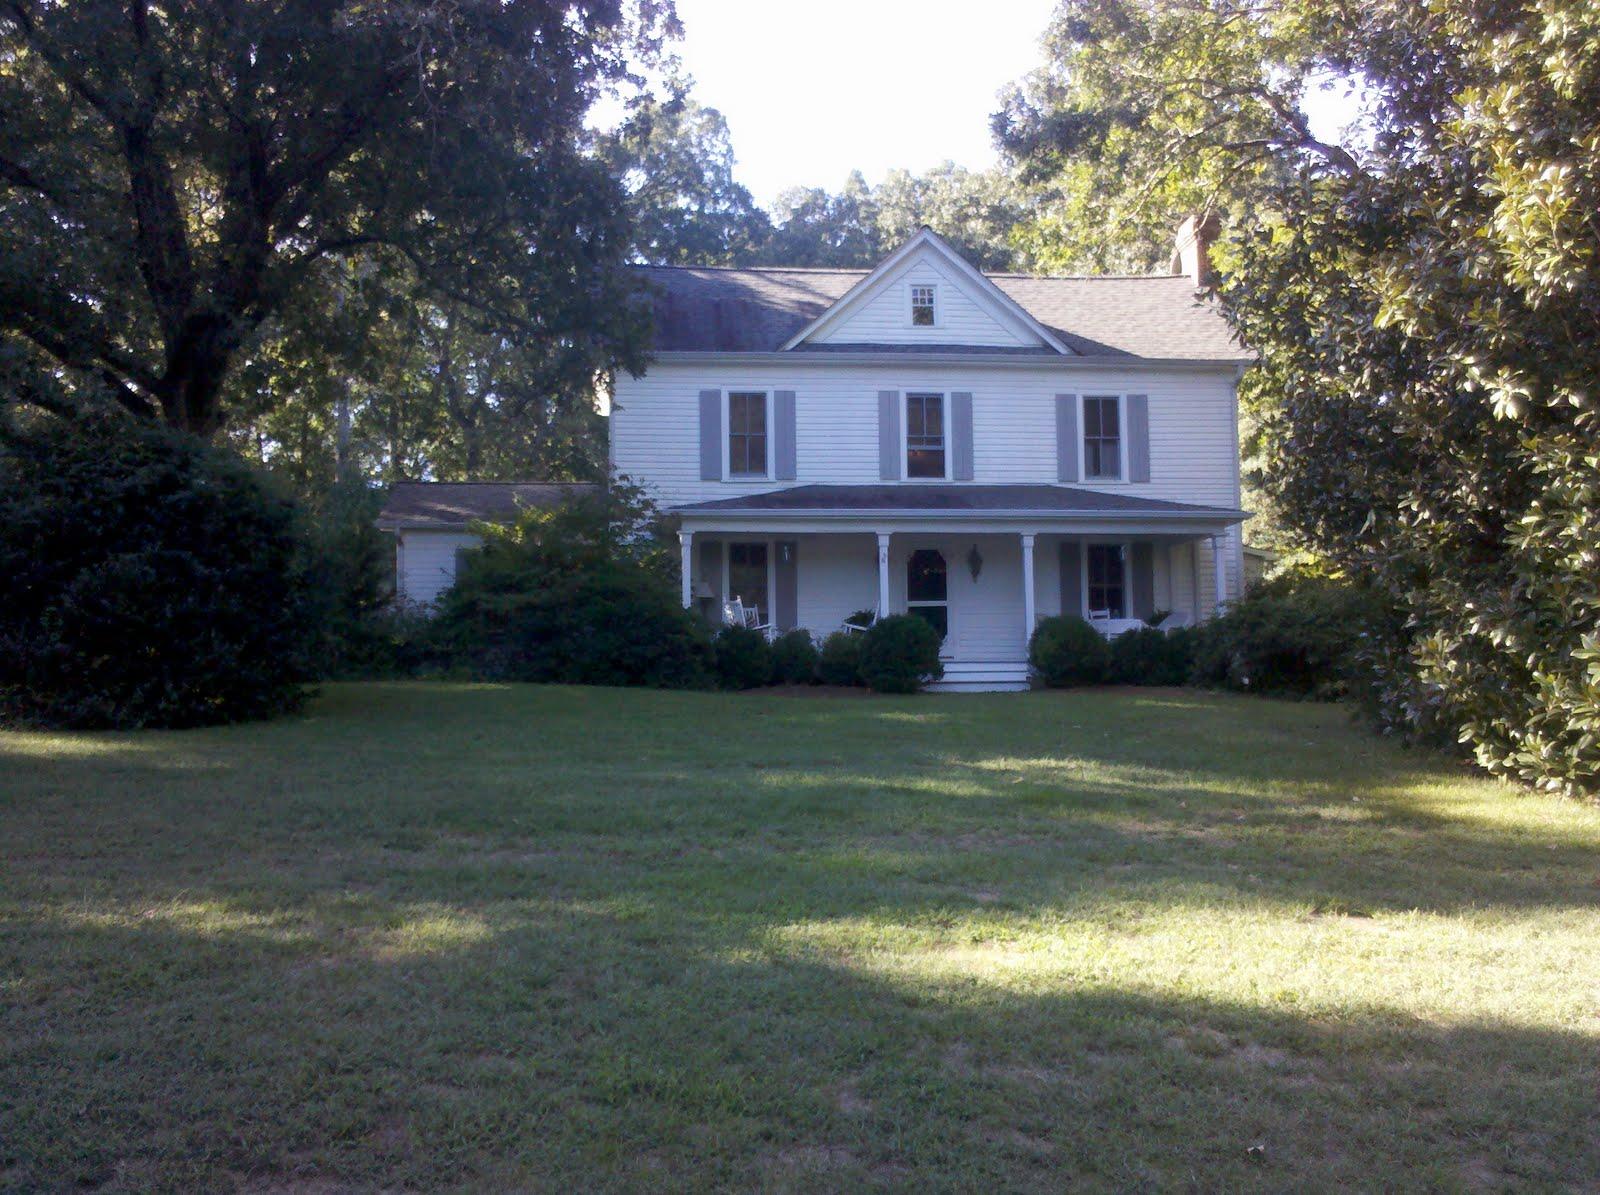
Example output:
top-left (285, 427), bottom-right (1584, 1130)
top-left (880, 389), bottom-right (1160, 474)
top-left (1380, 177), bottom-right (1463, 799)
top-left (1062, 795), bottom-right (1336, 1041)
top-left (673, 505), bottom-right (1250, 522)
top-left (650, 350), bottom-right (1253, 371)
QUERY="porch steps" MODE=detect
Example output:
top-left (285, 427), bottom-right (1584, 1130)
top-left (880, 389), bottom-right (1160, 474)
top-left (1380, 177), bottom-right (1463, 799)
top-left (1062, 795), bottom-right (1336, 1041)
top-left (928, 659), bottom-right (1033, 693)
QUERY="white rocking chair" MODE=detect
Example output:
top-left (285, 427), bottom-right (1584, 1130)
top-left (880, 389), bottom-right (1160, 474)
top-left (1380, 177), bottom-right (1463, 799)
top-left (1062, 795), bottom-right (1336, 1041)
top-left (722, 598), bottom-right (773, 637)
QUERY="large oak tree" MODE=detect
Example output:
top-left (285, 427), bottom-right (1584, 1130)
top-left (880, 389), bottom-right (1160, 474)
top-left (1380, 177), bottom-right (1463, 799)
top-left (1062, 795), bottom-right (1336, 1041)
top-left (0, 0), bottom-right (671, 436)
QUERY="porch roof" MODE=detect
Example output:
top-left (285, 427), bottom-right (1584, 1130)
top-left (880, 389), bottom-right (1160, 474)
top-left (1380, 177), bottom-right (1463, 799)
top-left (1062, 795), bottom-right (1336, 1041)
top-left (673, 484), bottom-right (1247, 523)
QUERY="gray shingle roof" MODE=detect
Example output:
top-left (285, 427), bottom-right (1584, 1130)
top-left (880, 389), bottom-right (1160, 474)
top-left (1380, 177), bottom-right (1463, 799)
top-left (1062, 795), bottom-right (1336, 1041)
top-left (675, 484), bottom-right (1246, 520)
top-left (377, 481), bottom-right (598, 529)
top-left (634, 265), bottom-right (1247, 360)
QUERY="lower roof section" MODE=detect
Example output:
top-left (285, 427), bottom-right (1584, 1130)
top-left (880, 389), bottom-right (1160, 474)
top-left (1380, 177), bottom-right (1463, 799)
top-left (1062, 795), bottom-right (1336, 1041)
top-left (377, 481), bottom-right (598, 530)
top-left (674, 484), bottom-right (1247, 523)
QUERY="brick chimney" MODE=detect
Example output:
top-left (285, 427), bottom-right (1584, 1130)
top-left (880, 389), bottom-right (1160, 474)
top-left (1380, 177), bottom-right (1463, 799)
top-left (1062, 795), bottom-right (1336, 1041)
top-left (1170, 213), bottom-right (1221, 288)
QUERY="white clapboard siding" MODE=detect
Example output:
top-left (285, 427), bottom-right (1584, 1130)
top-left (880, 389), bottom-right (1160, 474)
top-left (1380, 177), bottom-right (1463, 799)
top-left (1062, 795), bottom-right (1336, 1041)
top-left (613, 361), bottom-right (1242, 510)
top-left (811, 259), bottom-right (1034, 348)
top-left (397, 530), bottom-right (480, 606)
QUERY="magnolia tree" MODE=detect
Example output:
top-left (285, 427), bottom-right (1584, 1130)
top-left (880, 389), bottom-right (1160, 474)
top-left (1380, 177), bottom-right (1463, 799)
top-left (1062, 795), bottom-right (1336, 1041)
top-left (1003, 0), bottom-right (1600, 794)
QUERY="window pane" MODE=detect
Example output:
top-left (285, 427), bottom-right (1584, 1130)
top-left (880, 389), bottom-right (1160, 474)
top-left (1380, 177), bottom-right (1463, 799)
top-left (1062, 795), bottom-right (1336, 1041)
top-left (911, 285), bottom-right (935, 325)
top-left (728, 543), bottom-right (768, 614)
top-left (907, 550), bottom-right (947, 602)
top-left (728, 393), bottom-right (767, 475)
top-left (907, 448), bottom-right (945, 478)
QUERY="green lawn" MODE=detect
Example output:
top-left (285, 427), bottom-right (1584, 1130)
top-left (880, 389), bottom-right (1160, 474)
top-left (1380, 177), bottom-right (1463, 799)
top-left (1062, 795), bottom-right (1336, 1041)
top-left (3, 684), bottom-right (1597, 1192)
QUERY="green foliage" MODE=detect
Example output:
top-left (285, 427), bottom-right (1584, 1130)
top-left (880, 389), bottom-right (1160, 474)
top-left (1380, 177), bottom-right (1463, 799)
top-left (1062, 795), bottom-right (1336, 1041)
top-left (1191, 574), bottom-right (1378, 699)
top-left (768, 629), bottom-right (820, 685)
top-left (596, 86), bottom-right (774, 266)
top-left (857, 615), bottom-right (944, 694)
top-left (712, 627), bottom-right (772, 691)
top-left (295, 479), bottom-right (396, 679)
top-left (0, 0), bottom-right (666, 436)
top-left (1109, 626), bottom-right (1198, 687)
top-left (0, 414), bottom-right (316, 727)
top-left (817, 631), bottom-right (865, 687)
top-left (1006, 0), bottom-right (1600, 794)
top-left (1029, 615), bottom-right (1110, 687)
top-left (432, 486), bottom-right (711, 689)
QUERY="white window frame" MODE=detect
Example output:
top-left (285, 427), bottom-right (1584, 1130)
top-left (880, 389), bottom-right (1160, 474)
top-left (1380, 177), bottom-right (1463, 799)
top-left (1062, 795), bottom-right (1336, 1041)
top-left (903, 390), bottom-right (951, 481)
top-left (1081, 539), bottom-right (1133, 622)
top-left (723, 389), bottom-right (772, 481)
top-left (908, 282), bottom-right (939, 328)
top-left (721, 538), bottom-right (777, 625)
top-left (1079, 393), bottom-right (1128, 484)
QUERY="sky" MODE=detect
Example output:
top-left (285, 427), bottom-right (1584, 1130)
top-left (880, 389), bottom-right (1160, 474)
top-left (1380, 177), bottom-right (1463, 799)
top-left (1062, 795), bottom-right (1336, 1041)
top-left (661, 0), bottom-right (1363, 208)
top-left (669, 0), bottom-right (1062, 206)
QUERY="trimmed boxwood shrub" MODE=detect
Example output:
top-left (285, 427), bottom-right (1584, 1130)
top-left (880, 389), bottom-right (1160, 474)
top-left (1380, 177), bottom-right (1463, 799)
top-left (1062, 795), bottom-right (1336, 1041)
top-left (1109, 625), bottom-right (1198, 686)
top-left (858, 614), bottom-right (944, 694)
top-left (817, 631), bottom-right (864, 687)
top-left (712, 626), bottom-right (772, 690)
top-left (0, 414), bottom-right (318, 728)
top-left (1029, 615), bottom-right (1110, 687)
top-left (768, 629), bottom-right (820, 685)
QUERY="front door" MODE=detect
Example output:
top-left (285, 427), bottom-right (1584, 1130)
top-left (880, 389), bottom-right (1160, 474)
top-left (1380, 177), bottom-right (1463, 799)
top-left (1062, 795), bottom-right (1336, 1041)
top-left (726, 542), bottom-right (770, 625)
top-left (906, 548), bottom-right (951, 653)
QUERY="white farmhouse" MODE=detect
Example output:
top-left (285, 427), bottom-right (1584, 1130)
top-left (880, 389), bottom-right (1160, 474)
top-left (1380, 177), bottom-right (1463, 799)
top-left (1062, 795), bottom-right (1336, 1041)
top-left (381, 223), bottom-right (1250, 690)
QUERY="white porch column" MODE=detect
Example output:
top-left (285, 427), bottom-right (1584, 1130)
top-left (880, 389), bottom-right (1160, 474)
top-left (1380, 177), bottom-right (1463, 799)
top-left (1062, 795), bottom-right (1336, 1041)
top-left (876, 532), bottom-right (891, 616)
top-left (678, 529), bottom-right (694, 608)
top-left (1020, 533), bottom-right (1037, 645)
top-left (1210, 533), bottom-right (1227, 614)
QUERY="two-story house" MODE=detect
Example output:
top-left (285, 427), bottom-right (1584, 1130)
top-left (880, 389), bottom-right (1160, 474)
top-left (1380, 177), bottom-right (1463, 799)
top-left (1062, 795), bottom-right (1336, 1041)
top-left (612, 224), bottom-right (1248, 690)
top-left (381, 223), bottom-right (1250, 691)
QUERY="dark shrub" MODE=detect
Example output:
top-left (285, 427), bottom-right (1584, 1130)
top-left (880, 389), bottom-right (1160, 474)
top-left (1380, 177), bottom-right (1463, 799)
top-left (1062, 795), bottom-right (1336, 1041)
top-left (817, 631), bottom-right (864, 687)
top-left (1191, 572), bottom-right (1380, 698)
top-left (432, 490), bottom-right (711, 688)
top-left (769, 629), bottom-right (820, 685)
top-left (858, 614), bottom-right (944, 694)
top-left (712, 626), bottom-right (772, 690)
top-left (1109, 625), bottom-right (1198, 686)
top-left (0, 414), bottom-right (317, 728)
top-left (295, 478), bottom-right (395, 678)
top-left (1029, 615), bottom-right (1110, 687)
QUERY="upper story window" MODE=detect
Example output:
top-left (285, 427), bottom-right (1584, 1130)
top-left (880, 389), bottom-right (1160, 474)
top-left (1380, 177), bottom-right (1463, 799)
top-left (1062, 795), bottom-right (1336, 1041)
top-left (905, 392), bottom-right (946, 478)
top-left (1083, 395), bottom-right (1122, 480)
top-left (727, 391), bottom-right (768, 477)
top-left (909, 284), bottom-right (937, 326)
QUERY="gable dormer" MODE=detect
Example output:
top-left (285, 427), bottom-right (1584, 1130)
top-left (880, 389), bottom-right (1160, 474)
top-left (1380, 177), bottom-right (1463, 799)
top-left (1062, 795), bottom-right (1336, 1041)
top-left (779, 229), bottom-right (1072, 354)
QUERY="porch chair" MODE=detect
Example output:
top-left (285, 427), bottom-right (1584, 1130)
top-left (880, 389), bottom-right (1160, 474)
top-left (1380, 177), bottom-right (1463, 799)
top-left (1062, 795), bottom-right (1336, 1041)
top-left (722, 598), bottom-right (773, 638)
top-left (839, 607), bottom-right (879, 635)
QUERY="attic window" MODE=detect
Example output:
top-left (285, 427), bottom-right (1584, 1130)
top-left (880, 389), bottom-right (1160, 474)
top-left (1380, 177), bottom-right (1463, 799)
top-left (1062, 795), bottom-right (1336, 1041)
top-left (910, 284), bottom-right (937, 326)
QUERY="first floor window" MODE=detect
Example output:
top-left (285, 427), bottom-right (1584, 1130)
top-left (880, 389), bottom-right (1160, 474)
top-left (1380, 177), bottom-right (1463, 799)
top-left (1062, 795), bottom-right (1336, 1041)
top-left (1083, 396), bottom-right (1122, 480)
top-left (1086, 543), bottom-right (1126, 618)
top-left (906, 548), bottom-right (949, 640)
top-left (728, 391), bottom-right (767, 476)
top-left (906, 392), bottom-right (946, 478)
top-left (727, 542), bottom-right (769, 620)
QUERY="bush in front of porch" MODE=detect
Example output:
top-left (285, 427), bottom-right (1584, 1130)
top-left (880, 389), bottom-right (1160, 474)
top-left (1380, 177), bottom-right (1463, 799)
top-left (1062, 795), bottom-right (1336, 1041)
top-left (858, 615), bottom-right (944, 694)
top-left (1030, 616), bottom-right (1111, 687)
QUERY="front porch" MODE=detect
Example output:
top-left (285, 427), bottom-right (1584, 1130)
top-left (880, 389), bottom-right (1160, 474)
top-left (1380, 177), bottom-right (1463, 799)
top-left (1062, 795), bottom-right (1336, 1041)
top-left (674, 485), bottom-right (1247, 692)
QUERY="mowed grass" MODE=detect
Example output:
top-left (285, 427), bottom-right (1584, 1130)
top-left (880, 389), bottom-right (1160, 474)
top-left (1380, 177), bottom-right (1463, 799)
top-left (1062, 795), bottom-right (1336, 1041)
top-left (2, 684), bottom-right (1598, 1192)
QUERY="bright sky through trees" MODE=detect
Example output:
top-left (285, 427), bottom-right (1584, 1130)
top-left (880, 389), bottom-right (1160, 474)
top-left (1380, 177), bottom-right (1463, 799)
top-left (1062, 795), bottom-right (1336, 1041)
top-left (666, 0), bottom-right (1360, 204)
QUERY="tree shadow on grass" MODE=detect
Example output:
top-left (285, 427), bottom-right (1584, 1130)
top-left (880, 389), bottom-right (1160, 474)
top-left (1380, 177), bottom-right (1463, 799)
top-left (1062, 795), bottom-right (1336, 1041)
top-left (1, 898), bottom-right (1594, 1192)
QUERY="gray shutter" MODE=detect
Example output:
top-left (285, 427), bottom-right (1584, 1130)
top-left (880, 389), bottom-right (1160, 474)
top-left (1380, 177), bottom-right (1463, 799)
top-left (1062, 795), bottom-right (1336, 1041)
top-left (774, 540), bottom-right (798, 631)
top-left (951, 391), bottom-right (974, 481)
top-left (774, 390), bottom-right (797, 480)
top-left (699, 389), bottom-right (722, 481)
top-left (1131, 542), bottom-right (1155, 620)
top-left (878, 390), bottom-right (901, 480)
top-left (1059, 540), bottom-right (1082, 618)
top-left (699, 540), bottom-right (721, 612)
top-left (1056, 394), bottom-right (1079, 483)
top-left (1126, 393), bottom-right (1150, 482)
